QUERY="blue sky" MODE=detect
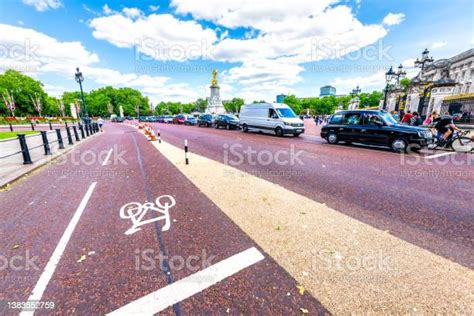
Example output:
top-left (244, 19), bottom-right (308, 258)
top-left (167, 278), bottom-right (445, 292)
top-left (0, 0), bottom-right (472, 103)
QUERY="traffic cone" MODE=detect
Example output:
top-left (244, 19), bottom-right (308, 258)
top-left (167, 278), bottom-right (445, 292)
top-left (149, 129), bottom-right (157, 141)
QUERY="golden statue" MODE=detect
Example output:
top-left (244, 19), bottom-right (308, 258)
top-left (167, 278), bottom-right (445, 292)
top-left (211, 69), bottom-right (218, 86)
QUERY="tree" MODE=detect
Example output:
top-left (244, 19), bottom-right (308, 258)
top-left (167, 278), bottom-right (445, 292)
top-left (223, 97), bottom-right (244, 113)
top-left (399, 78), bottom-right (411, 92)
top-left (283, 95), bottom-right (302, 114)
top-left (0, 70), bottom-right (48, 117)
top-left (194, 98), bottom-right (207, 113)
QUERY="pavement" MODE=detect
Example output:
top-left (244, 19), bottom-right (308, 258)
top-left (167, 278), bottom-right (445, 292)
top-left (0, 125), bottom-right (96, 187)
top-left (0, 120), bottom-right (472, 314)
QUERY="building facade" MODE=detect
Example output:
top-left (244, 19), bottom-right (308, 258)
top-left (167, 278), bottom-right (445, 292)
top-left (320, 85), bottom-right (336, 97)
top-left (276, 94), bottom-right (286, 103)
top-left (393, 48), bottom-right (473, 124)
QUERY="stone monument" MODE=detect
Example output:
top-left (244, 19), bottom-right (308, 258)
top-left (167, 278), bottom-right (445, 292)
top-left (206, 69), bottom-right (225, 114)
top-left (70, 103), bottom-right (78, 119)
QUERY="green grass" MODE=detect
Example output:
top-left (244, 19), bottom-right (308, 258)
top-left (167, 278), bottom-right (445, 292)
top-left (0, 131), bottom-right (39, 140)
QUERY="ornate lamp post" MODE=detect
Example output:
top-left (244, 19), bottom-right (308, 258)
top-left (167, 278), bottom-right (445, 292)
top-left (393, 64), bottom-right (407, 112)
top-left (414, 48), bottom-right (434, 74)
top-left (75, 67), bottom-right (88, 120)
top-left (382, 66), bottom-right (396, 110)
top-left (351, 85), bottom-right (361, 96)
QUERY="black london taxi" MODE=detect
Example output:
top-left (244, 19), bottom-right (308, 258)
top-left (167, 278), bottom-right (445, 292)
top-left (320, 110), bottom-right (433, 152)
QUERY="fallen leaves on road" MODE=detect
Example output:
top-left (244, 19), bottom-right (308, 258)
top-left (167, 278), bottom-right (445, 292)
top-left (296, 285), bottom-right (305, 295)
top-left (300, 307), bottom-right (309, 314)
top-left (77, 255), bottom-right (86, 263)
top-left (11, 244), bottom-right (20, 250)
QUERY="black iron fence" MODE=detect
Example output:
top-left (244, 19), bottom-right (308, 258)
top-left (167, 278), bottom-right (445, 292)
top-left (0, 122), bottom-right (100, 165)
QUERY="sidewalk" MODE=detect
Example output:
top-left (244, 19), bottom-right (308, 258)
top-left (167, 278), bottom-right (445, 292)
top-left (0, 128), bottom-right (100, 187)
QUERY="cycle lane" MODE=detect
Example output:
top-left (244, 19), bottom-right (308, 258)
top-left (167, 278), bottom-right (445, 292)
top-left (22, 123), bottom-right (327, 314)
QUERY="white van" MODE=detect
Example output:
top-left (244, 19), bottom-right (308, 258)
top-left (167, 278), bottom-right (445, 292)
top-left (239, 103), bottom-right (305, 137)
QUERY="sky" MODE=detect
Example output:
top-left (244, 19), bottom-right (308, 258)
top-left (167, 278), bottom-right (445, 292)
top-left (0, 0), bottom-right (472, 104)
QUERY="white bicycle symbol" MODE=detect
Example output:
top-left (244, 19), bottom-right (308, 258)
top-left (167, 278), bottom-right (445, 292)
top-left (119, 195), bottom-right (176, 235)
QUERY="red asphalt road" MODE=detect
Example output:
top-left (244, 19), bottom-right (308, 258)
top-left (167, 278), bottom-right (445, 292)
top-left (148, 121), bottom-right (474, 269)
top-left (0, 123), bottom-right (327, 315)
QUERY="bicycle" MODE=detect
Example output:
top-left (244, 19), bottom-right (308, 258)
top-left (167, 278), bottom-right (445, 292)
top-left (430, 130), bottom-right (473, 152)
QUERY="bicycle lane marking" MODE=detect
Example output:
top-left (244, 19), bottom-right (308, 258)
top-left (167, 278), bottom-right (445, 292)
top-left (19, 182), bottom-right (97, 316)
top-left (32, 124), bottom-right (170, 314)
top-left (107, 247), bottom-right (264, 315)
top-left (423, 152), bottom-right (456, 159)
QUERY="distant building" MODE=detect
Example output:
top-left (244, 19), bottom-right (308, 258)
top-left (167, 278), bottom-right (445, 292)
top-left (320, 85), bottom-right (336, 97)
top-left (276, 94), bottom-right (287, 103)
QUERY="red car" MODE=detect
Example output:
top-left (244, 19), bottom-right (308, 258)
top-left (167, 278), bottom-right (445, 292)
top-left (172, 114), bottom-right (187, 124)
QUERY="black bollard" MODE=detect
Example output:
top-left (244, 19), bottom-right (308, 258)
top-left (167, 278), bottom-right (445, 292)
top-left (80, 125), bottom-right (85, 139)
top-left (30, 122), bottom-right (35, 131)
top-left (85, 124), bottom-right (90, 137)
top-left (49, 121), bottom-right (53, 130)
top-left (18, 134), bottom-right (33, 164)
top-left (56, 128), bottom-right (65, 149)
top-left (72, 125), bottom-right (80, 141)
top-left (40, 131), bottom-right (51, 155)
top-left (9, 123), bottom-right (13, 132)
top-left (66, 126), bottom-right (73, 145)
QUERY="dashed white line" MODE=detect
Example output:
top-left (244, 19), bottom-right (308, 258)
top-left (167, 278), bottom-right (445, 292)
top-left (423, 152), bottom-right (456, 160)
top-left (20, 182), bottom-right (97, 316)
top-left (102, 148), bottom-right (113, 166)
top-left (107, 247), bottom-right (264, 315)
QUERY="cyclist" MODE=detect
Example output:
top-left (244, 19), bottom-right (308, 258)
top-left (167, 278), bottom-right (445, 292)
top-left (432, 114), bottom-right (461, 146)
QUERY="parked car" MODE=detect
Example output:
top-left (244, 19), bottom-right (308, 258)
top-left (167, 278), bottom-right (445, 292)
top-left (173, 114), bottom-right (187, 124)
top-left (163, 115), bottom-right (173, 123)
top-left (111, 116), bottom-right (125, 123)
top-left (138, 116), bottom-right (148, 122)
top-left (148, 116), bottom-right (159, 122)
top-left (215, 114), bottom-right (240, 129)
top-left (184, 116), bottom-right (197, 125)
top-left (320, 110), bottom-right (433, 152)
top-left (197, 114), bottom-right (215, 127)
top-left (239, 103), bottom-right (305, 137)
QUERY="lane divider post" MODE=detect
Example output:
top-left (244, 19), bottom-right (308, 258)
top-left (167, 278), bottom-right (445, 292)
top-left (184, 139), bottom-right (189, 165)
top-left (157, 129), bottom-right (161, 143)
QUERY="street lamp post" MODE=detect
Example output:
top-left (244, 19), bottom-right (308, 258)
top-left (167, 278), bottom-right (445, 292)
top-left (75, 67), bottom-right (88, 122)
top-left (351, 85), bottom-right (361, 96)
top-left (393, 64), bottom-right (407, 112)
top-left (383, 66), bottom-right (396, 111)
top-left (414, 48), bottom-right (434, 74)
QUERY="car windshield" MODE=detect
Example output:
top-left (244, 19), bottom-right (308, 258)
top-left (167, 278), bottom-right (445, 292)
top-left (275, 108), bottom-right (297, 118)
top-left (225, 115), bottom-right (238, 120)
top-left (380, 112), bottom-right (397, 125)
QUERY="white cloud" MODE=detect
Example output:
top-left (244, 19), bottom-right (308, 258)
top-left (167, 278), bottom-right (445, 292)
top-left (149, 5), bottom-right (160, 12)
top-left (0, 24), bottom-right (200, 102)
top-left (431, 41), bottom-right (448, 49)
top-left (0, 24), bottom-right (99, 74)
top-left (43, 84), bottom-right (67, 97)
top-left (382, 13), bottom-right (405, 26)
top-left (89, 11), bottom-right (217, 61)
top-left (122, 7), bottom-right (143, 19)
top-left (22, 0), bottom-right (61, 12)
top-left (102, 4), bottom-right (114, 15)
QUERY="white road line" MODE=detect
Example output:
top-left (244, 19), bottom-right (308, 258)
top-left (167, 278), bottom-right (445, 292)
top-left (423, 152), bottom-right (456, 160)
top-left (20, 182), bottom-right (97, 316)
top-left (102, 148), bottom-right (113, 166)
top-left (107, 247), bottom-right (264, 315)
